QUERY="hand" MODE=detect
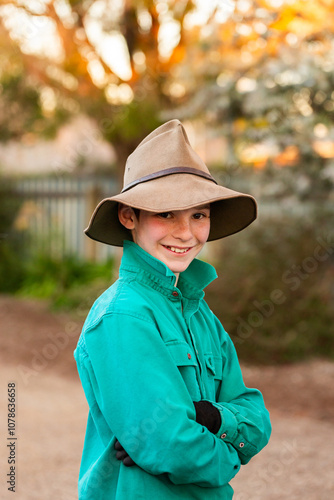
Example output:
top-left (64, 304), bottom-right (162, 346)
top-left (194, 401), bottom-right (221, 434)
top-left (114, 439), bottom-right (136, 467)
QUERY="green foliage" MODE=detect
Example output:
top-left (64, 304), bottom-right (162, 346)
top-left (0, 236), bottom-right (26, 292)
top-left (0, 72), bottom-right (69, 142)
top-left (206, 211), bottom-right (334, 364)
top-left (0, 74), bottom-right (41, 141)
top-left (0, 179), bottom-right (26, 292)
top-left (88, 96), bottom-right (163, 168)
top-left (107, 99), bottom-right (162, 143)
top-left (17, 254), bottom-right (114, 313)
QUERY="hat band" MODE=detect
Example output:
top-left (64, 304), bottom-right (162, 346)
top-left (121, 166), bottom-right (217, 193)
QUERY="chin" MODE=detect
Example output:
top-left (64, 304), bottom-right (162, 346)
top-left (170, 264), bottom-right (189, 274)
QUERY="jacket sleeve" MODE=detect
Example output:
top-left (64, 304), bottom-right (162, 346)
top-left (79, 311), bottom-right (241, 488)
top-left (207, 318), bottom-right (272, 465)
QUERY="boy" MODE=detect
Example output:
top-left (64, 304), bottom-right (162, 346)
top-left (74, 120), bottom-right (271, 499)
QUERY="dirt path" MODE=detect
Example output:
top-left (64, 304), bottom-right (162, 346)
top-left (1, 296), bottom-right (333, 499)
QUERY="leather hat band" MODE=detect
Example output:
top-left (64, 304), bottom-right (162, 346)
top-left (121, 166), bottom-right (217, 193)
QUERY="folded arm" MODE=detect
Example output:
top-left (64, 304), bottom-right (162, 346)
top-left (200, 320), bottom-right (272, 465)
top-left (79, 312), bottom-right (242, 488)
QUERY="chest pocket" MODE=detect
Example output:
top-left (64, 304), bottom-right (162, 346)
top-left (165, 341), bottom-right (201, 401)
top-left (204, 353), bottom-right (223, 400)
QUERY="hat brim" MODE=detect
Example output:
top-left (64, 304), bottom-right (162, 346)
top-left (84, 174), bottom-right (257, 247)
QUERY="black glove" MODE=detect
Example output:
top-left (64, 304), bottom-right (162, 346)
top-left (194, 400), bottom-right (221, 434)
top-left (114, 439), bottom-right (136, 467)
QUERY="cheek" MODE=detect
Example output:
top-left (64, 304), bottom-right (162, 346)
top-left (198, 221), bottom-right (211, 243)
top-left (142, 220), bottom-right (168, 242)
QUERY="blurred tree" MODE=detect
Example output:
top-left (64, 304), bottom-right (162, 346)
top-left (0, 21), bottom-right (69, 142)
top-left (169, 0), bottom-right (334, 202)
top-left (1, 0), bottom-right (334, 198)
top-left (0, 0), bottom-right (231, 173)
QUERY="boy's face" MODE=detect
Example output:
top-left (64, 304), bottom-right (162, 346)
top-left (119, 205), bottom-right (210, 278)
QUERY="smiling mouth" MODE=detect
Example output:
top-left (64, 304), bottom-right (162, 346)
top-left (163, 245), bottom-right (192, 254)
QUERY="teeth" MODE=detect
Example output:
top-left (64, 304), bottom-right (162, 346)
top-left (169, 246), bottom-right (189, 253)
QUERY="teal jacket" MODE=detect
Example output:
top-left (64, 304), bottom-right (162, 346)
top-left (74, 241), bottom-right (271, 499)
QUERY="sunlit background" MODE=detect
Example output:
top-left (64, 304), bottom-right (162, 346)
top-left (1, 0), bottom-right (334, 360)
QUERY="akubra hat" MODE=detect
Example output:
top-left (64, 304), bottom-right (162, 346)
top-left (85, 119), bottom-right (257, 247)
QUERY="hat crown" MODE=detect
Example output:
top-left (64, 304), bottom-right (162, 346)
top-left (123, 120), bottom-right (210, 190)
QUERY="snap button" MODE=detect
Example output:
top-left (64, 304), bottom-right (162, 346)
top-left (221, 433), bottom-right (227, 439)
top-left (187, 353), bottom-right (192, 359)
top-left (172, 291), bottom-right (178, 297)
top-left (239, 442), bottom-right (245, 448)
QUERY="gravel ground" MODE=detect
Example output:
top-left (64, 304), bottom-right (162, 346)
top-left (1, 296), bottom-right (333, 499)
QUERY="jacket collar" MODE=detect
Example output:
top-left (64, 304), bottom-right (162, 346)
top-left (119, 241), bottom-right (217, 300)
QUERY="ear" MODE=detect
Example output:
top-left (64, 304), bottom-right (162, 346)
top-left (118, 204), bottom-right (136, 230)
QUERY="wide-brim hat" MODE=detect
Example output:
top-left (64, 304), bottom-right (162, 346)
top-left (85, 119), bottom-right (257, 247)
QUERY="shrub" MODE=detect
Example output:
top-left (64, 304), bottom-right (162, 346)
top-left (18, 254), bottom-right (114, 314)
top-left (205, 210), bottom-right (334, 364)
top-left (0, 179), bottom-right (26, 292)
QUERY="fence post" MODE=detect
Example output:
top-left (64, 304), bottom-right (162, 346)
top-left (85, 185), bottom-right (102, 262)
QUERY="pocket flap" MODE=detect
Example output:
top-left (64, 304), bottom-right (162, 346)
top-left (166, 341), bottom-right (196, 367)
top-left (205, 354), bottom-right (222, 379)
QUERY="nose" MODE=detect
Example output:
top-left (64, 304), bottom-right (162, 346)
top-left (172, 216), bottom-right (193, 241)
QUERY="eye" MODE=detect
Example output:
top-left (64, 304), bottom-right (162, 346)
top-left (157, 212), bottom-right (172, 219)
top-left (193, 212), bottom-right (210, 220)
